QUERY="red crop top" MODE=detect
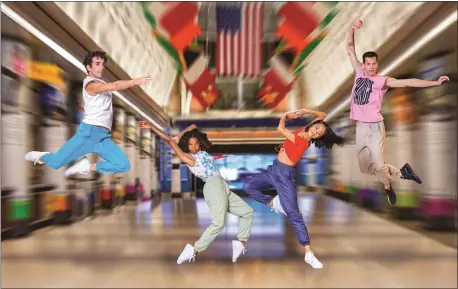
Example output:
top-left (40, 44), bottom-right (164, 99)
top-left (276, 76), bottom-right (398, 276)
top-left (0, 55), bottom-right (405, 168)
top-left (282, 128), bottom-right (309, 164)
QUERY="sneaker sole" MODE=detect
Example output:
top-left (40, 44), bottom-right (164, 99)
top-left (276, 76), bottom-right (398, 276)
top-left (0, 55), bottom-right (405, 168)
top-left (305, 261), bottom-right (323, 269)
top-left (404, 174), bottom-right (422, 184)
top-left (386, 194), bottom-right (396, 205)
top-left (177, 245), bottom-right (195, 264)
top-left (177, 256), bottom-right (193, 264)
top-left (65, 159), bottom-right (90, 177)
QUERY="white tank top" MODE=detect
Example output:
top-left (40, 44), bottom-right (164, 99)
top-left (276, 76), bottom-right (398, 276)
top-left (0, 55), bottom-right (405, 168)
top-left (82, 76), bottom-right (113, 130)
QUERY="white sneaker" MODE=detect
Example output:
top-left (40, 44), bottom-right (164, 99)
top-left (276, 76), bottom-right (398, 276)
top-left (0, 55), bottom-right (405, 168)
top-left (25, 151), bottom-right (50, 165)
top-left (271, 195), bottom-right (287, 216)
top-left (232, 240), bottom-right (247, 263)
top-left (177, 244), bottom-right (196, 264)
top-left (64, 157), bottom-right (90, 177)
top-left (305, 251), bottom-right (323, 269)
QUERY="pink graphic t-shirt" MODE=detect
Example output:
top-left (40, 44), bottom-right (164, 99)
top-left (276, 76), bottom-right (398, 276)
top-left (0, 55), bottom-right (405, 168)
top-left (349, 68), bottom-right (388, 123)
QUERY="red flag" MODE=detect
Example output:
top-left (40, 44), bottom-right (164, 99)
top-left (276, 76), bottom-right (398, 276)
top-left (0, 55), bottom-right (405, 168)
top-left (258, 71), bottom-right (293, 108)
top-left (148, 2), bottom-right (201, 51)
top-left (184, 69), bottom-right (219, 108)
top-left (276, 2), bottom-right (321, 52)
top-left (159, 2), bottom-right (198, 36)
top-left (258, 56), bottom-right (297, 108)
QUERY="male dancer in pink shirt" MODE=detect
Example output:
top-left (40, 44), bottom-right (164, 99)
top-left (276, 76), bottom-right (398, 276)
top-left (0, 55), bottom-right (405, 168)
top-left (346, 20), bottom-right (449, 205)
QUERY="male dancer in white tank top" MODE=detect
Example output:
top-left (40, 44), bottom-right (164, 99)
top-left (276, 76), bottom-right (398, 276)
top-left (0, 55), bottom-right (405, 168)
top-left (25, 51), bottom-right (151, 176)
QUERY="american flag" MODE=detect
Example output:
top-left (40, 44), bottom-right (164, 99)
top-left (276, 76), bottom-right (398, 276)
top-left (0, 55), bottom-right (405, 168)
top-left (216, 3), bottom-right (264, 77)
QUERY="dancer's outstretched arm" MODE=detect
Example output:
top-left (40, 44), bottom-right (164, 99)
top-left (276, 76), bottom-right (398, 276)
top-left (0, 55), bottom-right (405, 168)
top-left (277, 111), bottom-right (303, 143)
top-left (153, 127), bottom-right (195, 167)
top-left (86, 75), bottom-right (152, 95)
top-left (385, 76), bottom-right (449, 88)
top-left (150, 125), bottom-right (172, 143)
top-left (346, 20), bottom-right (363, 71)
top-left (148, 124), bottom-right (196, 143)
top-left (277, 108), bottom-right (327, 142)
top-left (171, 124), bottom-right (197, 143)
top-left (165, 139), bottom-right (196, 167)
top-left (299, 108), bottom-right (327, 122)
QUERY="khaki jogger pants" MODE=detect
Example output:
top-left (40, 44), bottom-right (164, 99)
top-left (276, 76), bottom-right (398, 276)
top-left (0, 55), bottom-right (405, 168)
top-left (194, 176), bottom-right (254, 252)
top-left (356, 121), bottom-right (401, 189)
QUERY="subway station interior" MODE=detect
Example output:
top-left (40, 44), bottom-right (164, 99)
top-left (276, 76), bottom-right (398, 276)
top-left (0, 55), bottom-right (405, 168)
top-left (1, 2), bottom-right (457, 288)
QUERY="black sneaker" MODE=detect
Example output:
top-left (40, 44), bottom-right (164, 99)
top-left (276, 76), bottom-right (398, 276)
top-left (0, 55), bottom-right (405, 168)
top-left (400, 163), bottom-right (422, 184)
top-left (385, 186), bottom-right (397, 205)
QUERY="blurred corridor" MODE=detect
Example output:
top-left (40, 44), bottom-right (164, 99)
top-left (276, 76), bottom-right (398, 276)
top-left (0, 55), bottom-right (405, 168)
top-left (1, 1), bottom-right (457, 288)
top-left (2, 194), bottom-right (457, 288)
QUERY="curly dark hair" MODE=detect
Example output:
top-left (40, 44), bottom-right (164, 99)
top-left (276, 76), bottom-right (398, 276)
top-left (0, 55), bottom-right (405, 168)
top-left (83, 51), bottom-right (108, 72)
top-left (305, 119), bottom-right (345, 150)
top-left (178, 128), bottom-right (213, 153)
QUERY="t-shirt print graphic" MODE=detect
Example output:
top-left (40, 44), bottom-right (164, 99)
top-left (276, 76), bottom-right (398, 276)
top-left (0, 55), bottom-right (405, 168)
top-left (353, 78), bottom-right (374, 105)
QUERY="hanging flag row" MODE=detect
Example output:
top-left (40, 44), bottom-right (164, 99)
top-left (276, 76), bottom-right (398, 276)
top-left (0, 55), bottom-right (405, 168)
top-left (258, 2), bottom-right (339, 108)
top-left (141, 2), bottom-right (219, 109)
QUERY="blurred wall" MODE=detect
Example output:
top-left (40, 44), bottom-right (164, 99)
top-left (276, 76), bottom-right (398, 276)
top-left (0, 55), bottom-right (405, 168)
top-left (54, 2), bottom-right (177, 107)
top-left (300, 2), bottom-right (437, 108)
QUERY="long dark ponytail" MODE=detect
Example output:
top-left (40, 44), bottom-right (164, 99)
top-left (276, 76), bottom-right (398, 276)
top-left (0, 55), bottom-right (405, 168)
top-left (305, 119), bottom-right (345, 150)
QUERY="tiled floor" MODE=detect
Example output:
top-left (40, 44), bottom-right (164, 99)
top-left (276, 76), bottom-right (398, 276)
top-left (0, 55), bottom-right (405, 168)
top-left (2, 193), bottom-right (457, 288)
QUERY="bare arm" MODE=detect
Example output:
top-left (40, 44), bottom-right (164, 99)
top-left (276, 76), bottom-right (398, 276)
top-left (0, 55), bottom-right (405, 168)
top-left (150, 125), bottom-right (172, 142)
top-left (166, 139), bottom-right (196, 167)
top-left (346, 20), bottom-right (363, 71)
top-left (277, 113), bottom-right (297, 143)
top-left (85, 75), bottom-right (152, 95)
top-left (386, 76), bottom-right (449, 88)
top-left (149, 124), bottom-right (195, 166)
top-left (299, 108), bottom-right (327, 122)
top-left (172, 124), bottom-right (197, 143)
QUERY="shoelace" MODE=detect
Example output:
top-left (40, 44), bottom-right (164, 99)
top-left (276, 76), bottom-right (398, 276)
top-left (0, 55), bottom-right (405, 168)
top-left (188, 254), bottom-right (196, 263)
top-left (401, 173), bottom-right (413, 180)
top-left (234, 246), bottom-right (247, 260)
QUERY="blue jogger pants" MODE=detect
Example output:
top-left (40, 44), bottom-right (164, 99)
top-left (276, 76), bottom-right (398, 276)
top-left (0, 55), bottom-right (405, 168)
top-left (244, 159), bottom-right (311, 246)
top-left (41, 122), bottom-right (130, 174)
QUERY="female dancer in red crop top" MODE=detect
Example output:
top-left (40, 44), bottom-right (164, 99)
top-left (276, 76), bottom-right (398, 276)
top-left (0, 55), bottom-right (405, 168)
top-left (244, 108), bottom-right (344, 269)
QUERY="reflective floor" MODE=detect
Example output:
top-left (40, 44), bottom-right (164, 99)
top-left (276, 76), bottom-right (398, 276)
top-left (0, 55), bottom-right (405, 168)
top-left (2, 193), bottom-right (457, 288)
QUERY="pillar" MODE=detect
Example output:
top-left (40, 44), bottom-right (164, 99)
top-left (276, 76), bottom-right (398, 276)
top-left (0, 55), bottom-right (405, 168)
top-left (113, 107), bottom-right (126, 206)
top-left (1, 38), bottom-right (33, 237)
top-left (171, 128), bottom-right (182, 198)
top-left (125, 114), bottom-right (138, 201)
top-left (135, 118), bottom-right (143, 201)
top-left (140, 127), bottom-right (152, 200)
top-left (417, 51), bottom-right (457, 229)
top-left (2, 113), bottom-right (30, 236)
top-left (389, 78), bottom-right (418, 217)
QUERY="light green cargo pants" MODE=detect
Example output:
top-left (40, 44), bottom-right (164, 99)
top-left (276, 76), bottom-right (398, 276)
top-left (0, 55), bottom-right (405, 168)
top-left (194, 176), bottom-right (254, 252)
